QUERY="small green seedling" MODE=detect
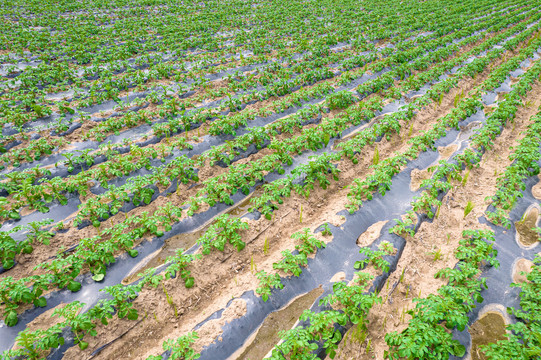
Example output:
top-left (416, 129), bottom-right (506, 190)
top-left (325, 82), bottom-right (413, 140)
top-left (461, 169), bottom-right (470, 186)
top-left (464, 201), bottom-right (474, 218)
top-left (429, 248), bottom-right (443, 262)
top-left (373, 145), bottom-right (380, 165)
top-left (263, 237), bottom-right (270, 255)
top-left (407, 121), bottom-right (414, 138)
top-left (250, 255), bottom-right (257, 274)
top-left (321, 223), bottom-right (332, 236)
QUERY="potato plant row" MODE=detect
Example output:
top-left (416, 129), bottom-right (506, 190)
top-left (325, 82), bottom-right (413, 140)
top-left (0, 0), bottom-right (526, 171)
top-left (0, 2), bottom-right (528, 231)
top-left (0, 0), bottom-right (476, 134)
top-left (374, 50), bottom-right (541, 360)
top-left (479, 254), bottom-right (541, 359)
top-left (261, 65), bottom-right (541, 360)
top-left (487, 110), bottom-right (541, 227)
top-left (0, 0), bottom-right (537, 329)
top-left (258, 15), bottom-right (541, 360)
top-left (0, 2), bottom-right (516, 176)
top-left (1, 0), bottom-right (541, 359)
top-left (398, 55), bottom-right (541, 231)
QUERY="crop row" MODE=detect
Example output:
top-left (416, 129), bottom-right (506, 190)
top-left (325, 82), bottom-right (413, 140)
top-left (0, 0), bottom-right (523, 167)
top-left (2, 1), bottom-right (541, 358)
top-left (259, 20), bottom-right (541, 360)
top-left (399, 52), bottom-right (541, 230)
top-left (486, 110), bottom-right (541, 228)
top-left (0, 2), bottom-right (511, 171)
top-left (2, 0), bottom-right (497, 130)
top-left (479, 254), bottom-right (541, 358)
top-left (1, 5), bottom-right (537, 329)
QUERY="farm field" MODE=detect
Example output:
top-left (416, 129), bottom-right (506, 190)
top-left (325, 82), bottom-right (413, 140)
top-left (2, 0), bottom-right (541, 359)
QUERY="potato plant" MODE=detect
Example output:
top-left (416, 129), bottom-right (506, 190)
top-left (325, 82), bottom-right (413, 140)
top-left (197, 214), bottom-right (249, 254)
top-left (385, 230), bottom-right (498, 360)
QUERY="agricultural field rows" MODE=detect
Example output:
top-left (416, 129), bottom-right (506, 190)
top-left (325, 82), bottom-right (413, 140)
top-left (1, 0), bottom-right (541, 359)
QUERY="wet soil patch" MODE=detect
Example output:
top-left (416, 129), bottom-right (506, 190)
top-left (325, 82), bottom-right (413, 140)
top-left (512, 258), bottom-right (534, 283)
top-left (515, 206), bottom-right (540, 247)
top-left (231, 287), bottom-right (324, 360)
top-left (469, 312), bottom-right (507, 360)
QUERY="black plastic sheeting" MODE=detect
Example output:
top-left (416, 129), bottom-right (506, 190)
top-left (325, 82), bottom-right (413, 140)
top-left (2, 38), bottom-right (535, 359)
top-left (0, 84), bottom-right (492, 358)
top-left (450, 168), bottom-right (541, 359)
top-left (0, 117), bottom-right (374, 352)
top-left (127, 110), bottom-right (484, 360)
top-left (191, 117), bottom-right (487, 360)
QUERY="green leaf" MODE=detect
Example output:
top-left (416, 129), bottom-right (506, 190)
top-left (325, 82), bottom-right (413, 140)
top-left (92, 273), bottom-right (105, 282)
top-left (185, 277), bottom-right (195, 288)
top-left (67, 280), bottom-right (82, 292)
top-left (5, 311), bottom-right (18, 327)
top-left (323, 133), bottom-right (331, 147)
top-left (236, 241), bottom-right (246, 252)
top-left (127, 309), bottom-right (139, 321)
top-left (3, 259), bottom-right (15, 270)
top-left (453, 344), bottom-right (466, 357)
top-left (328, 349), bottom-right (336, 359)
top-left (22, 245), bottom-right (33, 254)
top-left (33, 296), bottom-right (47, 308)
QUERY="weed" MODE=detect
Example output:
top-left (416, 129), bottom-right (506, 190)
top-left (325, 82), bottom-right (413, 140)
top-left (162, 284), bottom-right (178, 317)
top-left (373, 145), bottom-right (380, 165)
top-left (461, 169), bottom-right (470, 186)
top-left (250, 255), bottom-right (257, 274)
top-left (464, 201), bottom-right (474, 218)
top-left (263, 237), bottom-right (269, 255)
top-left (429, 248), bottom-right (443, 262)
